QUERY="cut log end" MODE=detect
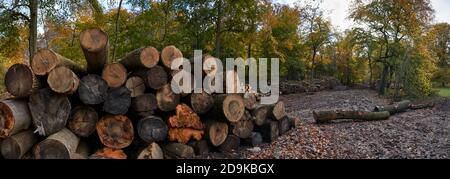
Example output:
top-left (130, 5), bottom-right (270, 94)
top-left (156, 84), bottom-right (180, 112)
top-left (162, 143), bottom-right (194, 159)
top-left (126, 76), bottom-right (146, 98)
top-left (5, 64), bottom-right (34, 97)
top-left (102, 63), bottom-right (127, 88)
top-left (78, 75), bottom-right (108, 105)
top-left (31, 49), bottom-right (59, 76)
top-left (140, 47), bottom-right (160, 68)
top-left (147, 66), bottom-right (168, 90)
top-left (137, 142), bottom-right (164, 159)
top-left (137, 116), bottom-right (168, 143)
top-left (271, 102), bottom-right (286, 121)
top-left (79, 28), bottom-right (108, 52)
top-left (206, 121), bottom-right (228, 147)
top-left (68, 106), bottom-right (98, 137)
top-left (48, 66), bottom-right (80, 94)
top-left (34, 129), bottom-right (79, 159)
top-left (0, 100), bottom-right (31, 138)
top-left (161, 46), bottom-right (183, 69)
top-left (103, 87), bottom-right (131, 115)
top-left (223, 94), bottom-right (245, 123)
top-left (96, 115), bottom-right (134, 149)
top-left (191, 92), bottom-right (214, 114)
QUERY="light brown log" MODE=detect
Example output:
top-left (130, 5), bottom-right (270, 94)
top-left (162, 143), bottom-right (194, 159)
top-left (168, 128), bottom-right (203, 144)
top-left (156, 84), bottom-right (180, 112)
top-left (231, 111), bottom-right (254, 139)
top-left (68, 106), bottom-right (98, 137)
top-left (137, 142), bottom-right (164, 159)
top-left (34, 128), bottom-right (79, 159)
top-left (161, 46), bottom-right (183, 69)
top-left (243, 93), bottom-right (258, 110)
top-left (131, 93), bottom-right (157, 113)
top-left (188, 140), bottom-right (209, 155)
top-left (125, 76), bottom-right (146, 98)
top-left (256, 120), bottom-right (279, 143)
top-left (28, 88), bottom-right (71, 136)
top-left (374, 100), bottom-right (411, 114)
top-left (218, 135), bottom-right (240, 153)
top-left (190, 92), bottom-right (214, 114)
top-left (209, 94), bottom-right (245, 123)
top-left (80, 28), bottom-right (108, 74)
top-left (103, 87), bottom-right (131, 115)
top-left (102, 63), bottom-right (127, 88)
top-left (252, 105), bottom-right (270, 126)
top-left (205, 121), bottom-right (228, 147)
top-left (1, 130), bottom-right (38, 159)
top-left (89, 147), bottom-right (127, 159)
top-left (167, 104), bottom-right (204, 130)
top-left (31, 49), bottom-right (85, 76)
top-left (269, 101), bottom-right (286, 121)
top-left (0, 99), bottom-right (32, 138)
top-left (242, 132), bottom-right (263, 147)
top-left (5, 64), bottom-right (37, 97)
top-left (47, 66), bottom-right (80, 94)
top-left (78, 75), bottom-right (109, 105)
top-left (313, 110), bottom-right (391, 123)
top-left (96, 115), bottom-right (134, 149)
top-left (137, 115), bottom-right (168, 143)
top-left (119, 47), bottom-right (160, 69)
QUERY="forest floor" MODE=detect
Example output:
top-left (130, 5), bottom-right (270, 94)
top-left (203, 89), bottom-right (450, 159)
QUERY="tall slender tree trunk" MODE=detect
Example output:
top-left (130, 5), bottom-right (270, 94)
top-left (112, 0), bottom-right (123, 62)
top-left (310, 49), bottom-right (317, 81)
top-left (214, 0), bottom-right (223, 59)
top-left (379, 64), bottom-right (389, 95)
top-left (29, 0), bottom-right (38, 62)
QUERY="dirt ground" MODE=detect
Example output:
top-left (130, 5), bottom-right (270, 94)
top-left (204, 89), bottom-right (449, 159)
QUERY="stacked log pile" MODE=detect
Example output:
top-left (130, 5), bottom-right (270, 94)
top-left (0, 28), bottom-right (295, 159)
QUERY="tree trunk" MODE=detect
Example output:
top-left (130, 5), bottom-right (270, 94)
top-left (252, 105), bottom-right (270, 126)
top-left (112, 0), bottom-right (123, 62)
top-left (256, 120), bottom-right (279, 143)
top-left (188, 140), bottom-right (209, 155)
top-left (5, 64), bottom-right (38, 97)
top-left (47, 66), bottom-right (80, 94)
top-left (205, 121), bottom-right (228, 147)
top-left (378, 64), bottom-right (389, 95)
top-left (218, 135), bottom-right (240, 153)
top-left (131, 93), bottom-right (157, 113)
top-left (0, 99), bottom-right (32, 138)
top-left (190, 91), bottom-right (214, 114)
top-left (28, 88), bottom-right (71, 136)
top-left (162, 143), bottom-right (194, 159)
top-left (231, 110), bottom-right (254, 139)
top-left (137, 142), bottom-right (164, 159)
top-left (242, 132), bottom-right (263, 147)
top-left (119, 47), bottom-right (160, 70)
top-left (34, 128), bottom-right (79, 159)
top-left (214, 0), bottom-right (223, 58)
top-left (96, 115), bottom-right (134, 149)
top-left (125, 76), bottom-right (146, 98)
top-left (29, 0), bottom-right (38, 62)
top-left (137, 115), bottom-right (168, 143)
top-left (78, 74), bottom-right (108, 105)
top-left (161, 46), bottom-right (183, 69)
top-left (0, 130), bottom-right (38, 159)
top-left (103, 87), bottom-right (131, 115)
top-left (89, 147), bottom-right (127, 159)
top-left (31, 49), bottom-right (85, 76)
top-left (80, 28), bottom-right (109, 74)
top-left (374, 100), bottom-right (411, 114)
top-left (156, 84), bottom-right (180, 112)
top-left (68, 106), bottom-right (98, 137)
top-left (313, 110), bottom-right (390, 123)
top-left (134, 66), bottom-right (168, 90)
top-left (209, 94), bottom-right (245, 123)
top-left (102, 63), bottom-right (127, 88)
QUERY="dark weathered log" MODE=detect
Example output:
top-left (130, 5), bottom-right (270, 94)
top-left (119, 47), bottom-right (160, 70)
top-left (252, 105), bottom-right (270, 126)
top-left (137, 115), bottom-right (168, 143)
top-left (162, 143), bottom-right (194, 159)
top-left (68, 106), bottom-right (98, 137)
top-left (131, 93), bottom-right (157, 113)
top-left (190, 91), bottom-right (214, 114)
top-left (374, 100), bottom-right (411, 114)
top-left (96, 115), bottom-right (134, 149)
top-left (188, 140), bottom-right (209, 155)
top-left (125, 76), bottom-right (146, 98)
top-left (231, 110), bottom-right (254, 139)
top-left (313, 110), bottom-right (391, 123)
top-left (78, 75), bottom-right (108, 105)
top-left (242, 132), bottom-right (263, 147)
top-left (137, 142), bottom-right (164, 159)
top-left (28, 88), bottom-right (71, 136)
top-left (5, 64), bottom-right (37, 97)
top-left (0, 99), bottom-right (32, 138)
top-left (31, 49), bottom-right (85, 76)
top-left (269, 101), bottom-right (286, 121)
top-left (409, 103), bottom-right (435, 110)
top-left (102, 63), bottom-right (128, 88)
top-left (80, 28), bottom-right (109, 74)
top-left (89, 147), bottom-right (127, 159)
top-left (243, 93), bottom-right (258, 110)
top-left (161, 45), bottom-right (183, 69)
top-left (103, 87), bottom-right (131, 115)
top-left (47, 66), bottom-right (80, 94)
top-left (0, 130), bottom-right (38, 159)
top-left (256, 120), bottom-right (279, 143)
top-left (156, 84), bottom-right (180, 112)
top-left (218, 135), bottom-right (240, 153)
top-left (134, 66), bottom-right (168, 90)
top-left (278, 116), bottom-right (291, 135)
top-left (210, 94), bottom-right (245, 123)
top-left (72, 140), bottom-right (90, 159)
top-left (34, 128), bottom-right (79, 159)
top-left (205, 121), bottom-right (228, 147)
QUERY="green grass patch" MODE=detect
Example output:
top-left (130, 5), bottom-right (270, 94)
top-left (435, 88), bottom-right (450, 98)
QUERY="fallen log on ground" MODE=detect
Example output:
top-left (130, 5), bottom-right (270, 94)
top-left (374, 100), bottom-right (411, 114)
top-left (313, 110), bottom-right (391, 123)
